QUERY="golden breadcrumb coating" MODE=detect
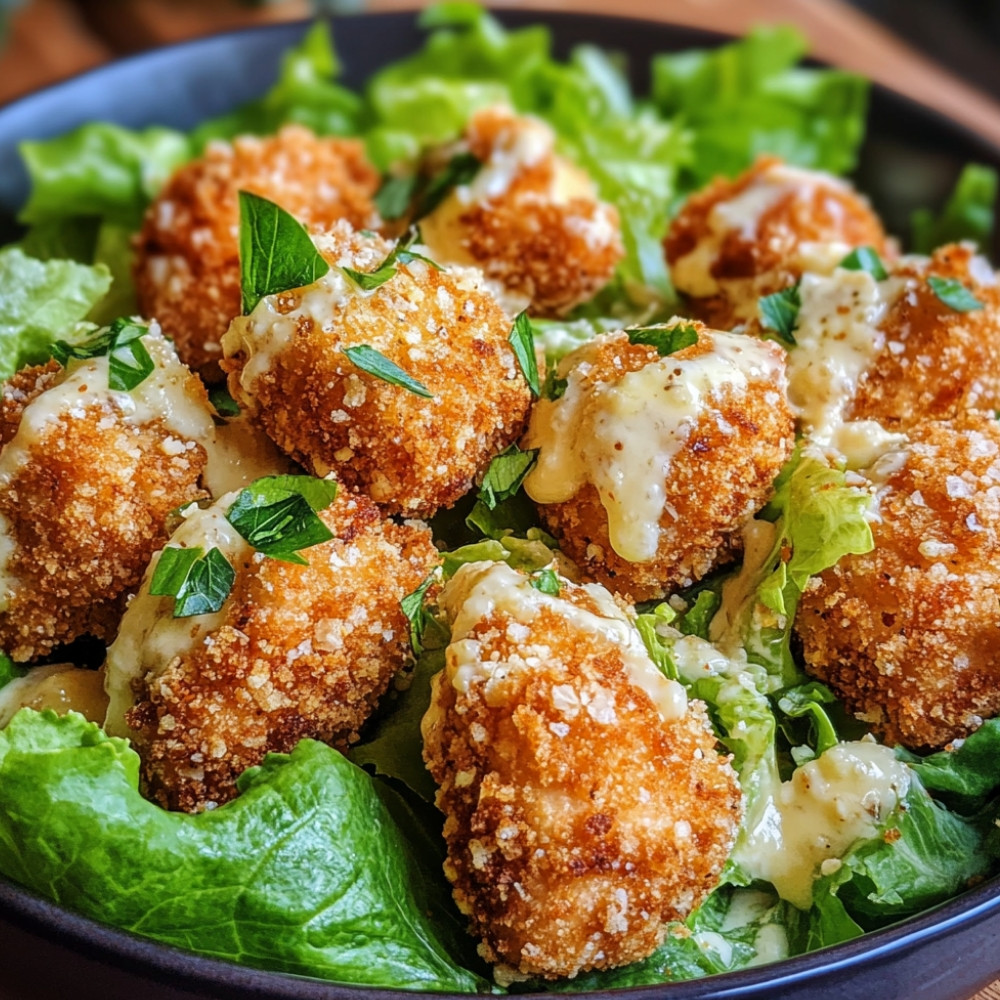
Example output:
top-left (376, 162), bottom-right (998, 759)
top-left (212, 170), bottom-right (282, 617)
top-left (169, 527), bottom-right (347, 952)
top-left (796, 414), bottom-right (1000, 749)
top-left (849, 243), bottom-right (1000, 429)
top-left (134, 125), bottom-right (379, 380)
top-left (418, 106), bottom-right (623, 317)
top-left (522, 322), bottom-right (794, 602)
top-left (665, 156), bottom-right (888, 330)
top-left (115, 489), bottom-right (437, 812)
top-left (222, 220), bottom-right (532, 517)
top-left (422, 561), bottom-right (741, 982)
top-left (0, 351), bottom-right (209, 662)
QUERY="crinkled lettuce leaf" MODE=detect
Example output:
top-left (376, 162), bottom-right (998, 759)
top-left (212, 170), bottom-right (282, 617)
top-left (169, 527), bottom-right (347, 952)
top-left (652, 26), bottom-right (868, 188)
top-left (0, 246), bottom-right (110, 378)
top-left (0, 710), bottom-right (488, 993)
top-left (910, 163), bottom-right (998, 254)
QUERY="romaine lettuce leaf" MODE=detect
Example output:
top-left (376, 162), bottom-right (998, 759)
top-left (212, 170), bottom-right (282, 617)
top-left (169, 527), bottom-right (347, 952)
top-left (0, 710), bottom-right (487, 993)
top-left (910, 163), bottom-right (998, 254)
top-left (0, 246), bottom-right (110, 378)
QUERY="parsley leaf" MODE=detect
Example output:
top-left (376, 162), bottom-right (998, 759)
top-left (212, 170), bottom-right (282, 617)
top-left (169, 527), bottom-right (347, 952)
top-left (51, 318), bottom-right (154, 392)
top-left (415, 152), bottom-right (482, 220)
top-left (226, 475), bottom-right (338, 565)
top-left (508, 311), bottom-right (540, 396)
top-left (342, 344), bottom-right (434, 398)
top-left (927, 276), bottom-right (983, 313)
top-left (400, 574), bottom-right (435, 657)
top-left (209, 384), bottom-right (241, 417)
top-left (150, 546), bottom-right (236, 618)
top-left (839, 246), bottom-right (888, 281)
top-left (542, 370), bottom-right (568, 401)
top-left (530, 568), bottom-right (561, 595)
top-left (341, 227), bottom-right (443, 292)
top-left (477, 444), bottom-right (538, 510)
top-left (238, 190), bottom-right (330, 314)
top-left (374, 174), bottom-right (418, 221)
top-left (759, 284), bottom-right (801, 344)
top-left (625, 322), bottom-right (699, 356)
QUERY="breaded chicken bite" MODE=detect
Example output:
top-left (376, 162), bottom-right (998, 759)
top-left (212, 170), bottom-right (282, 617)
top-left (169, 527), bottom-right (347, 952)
top-left (422, 561), bottom-right (741, 982)
top-left (0, 325), bottom-right (213, 661)
top-left (796, 413), bottom-right (1000, 749)
top-left (134, 125), bottom-right (379, 380)
top-left (522, 321), bottom-right (794, 602)
top-left (222, 220), bottom-right (532, 517)
top-left (665, 156), bottom-right (888, 330)
top-left (104, 485), bottom-right (437, 812)
top-left (417, 106), bottom-right (623, 317)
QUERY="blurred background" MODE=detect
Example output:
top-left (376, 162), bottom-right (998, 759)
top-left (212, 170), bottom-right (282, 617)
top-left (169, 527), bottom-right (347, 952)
top-left (2, 0), bottom-right (1000, 151)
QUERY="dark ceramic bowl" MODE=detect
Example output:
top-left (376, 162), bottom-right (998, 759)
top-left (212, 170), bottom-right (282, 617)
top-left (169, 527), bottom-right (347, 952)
top-left (1, 10), bottom-right (999, 1000)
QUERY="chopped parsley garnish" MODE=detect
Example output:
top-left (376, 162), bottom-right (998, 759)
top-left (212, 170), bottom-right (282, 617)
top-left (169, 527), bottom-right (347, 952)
top-left (341, 227), bottom-right (443, 292)
top-left (150, 546), bottom-right (236, 618)
top-left (839, 246), bottom-right (888, 280)
top-left (374, 174), bottom-right (418, 221)
top-left (530, 568), bottom-right (561, 595)
top-left (414, 152), bottom-right (482, 220)
top-left (238, 190), bottom-right (330, 314)
top-left (52, 317), bottom-right (155, 392)
top-left (625, 322), bottom-right (698, 356)
top-left (508, 311), bottom-right (540, 396)
top-left (400, 574), bottom-right (435, 657)
top-left (226, 475), bottom-right (339, 565)
top-left (542, 370), bottom-right (568, 401)
top-left (342, 344), bottom-right (434, 398)
top-left (477, 444), bottom-right (538, 510)
top-left (209, 384), bottom-right (241, 417)
top-left (759, 284), bottom-right (801, 345)
top-left (927, 275), bottom-right (983, 313)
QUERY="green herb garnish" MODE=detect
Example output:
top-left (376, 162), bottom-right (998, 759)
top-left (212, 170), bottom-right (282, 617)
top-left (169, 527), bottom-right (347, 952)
top-left (341, 228), bottom-right (443, 291)
top-left (477, 444), bottom-right (538, 510)
top-left (414, 152), bottom-right (482, 219)
top-left (839, 246), bottom-right (888, 280)
top-left (927, 275), bottom-right (983, 313)
top-left (209, 384), bottom-right (241, 417)
top-left (238, 190), bottom-right (330, 314)
top-left (400, 574), bottom-right (435, 657)
top-left (508, 311), bottom-right (540, 396)
top-left (759, 284), bottom-right (801, 345)
top-left (626, 322), bottom-right (699, 356)
top-left (530, 568), bottom-right (561, 595)
top-left (374, 174), bottom-right (418, 221)
top-left (52, 317), bottom-right (154, 392)
top-left (542, 370), bottom-right (568, 401)
top-left (342, 344), bottom-right (434, 398)
top-left (149, 546), bottom-right (236, 618)
top-left (911, 163), bottom-right (998, 254)
top-left (226, 475), bottom-right (338, 565)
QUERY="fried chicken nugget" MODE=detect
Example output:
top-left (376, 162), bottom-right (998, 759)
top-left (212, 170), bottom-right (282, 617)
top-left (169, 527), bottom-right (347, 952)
top-left (796, 413), bottom-right (1000, 749)
top-left (418, 106), bottom-right (623, 316)
top-left (104, 486), bottom-right (437, 812)
top-left (665, 156), bottom-right (888, 330)
top-left (222, 220), bottom-right (532, 517)
top-left (134, 125), bottom-right (379, 380)
top-left (0, 326), bottom-right (213, 661)
top-left (422, 561), bottom-right (741, 982)
top-left (522, 321), bottom-right (794, 602)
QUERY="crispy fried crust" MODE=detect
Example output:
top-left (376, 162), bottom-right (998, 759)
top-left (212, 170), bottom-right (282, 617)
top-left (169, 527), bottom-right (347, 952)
top-left (796, 413), bottom-right (1000, 749)
top-left (222, 222), bottom-right (533, 517)
top-left (665, 156), bottom-right (888, 330)
top-left (423, 576), bottom-right (741, 980)
top-left (527, 327), bottom-right (794, 602)
top-left (127, 493), bottom-right (437, 812)
top-left (849, 243), bottom-right (1000, 428)
top-left (425, 107), bottom-right (623, 317)
top-left (0, 362), bottom-right (208, 662)
top-left (134, 125), bottom-right (379, 380)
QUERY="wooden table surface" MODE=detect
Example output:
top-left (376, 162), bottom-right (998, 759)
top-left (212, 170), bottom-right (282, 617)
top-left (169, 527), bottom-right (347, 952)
top-left (1, 1), bottom-right (999, 998)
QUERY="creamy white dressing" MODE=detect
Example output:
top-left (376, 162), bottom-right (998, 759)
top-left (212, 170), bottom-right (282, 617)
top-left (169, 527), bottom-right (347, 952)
top-left (0, 326), bottom-right (216, 608)
top-left (457, 113), bottom-right (553, 205)
top-left (201, 414), bottom-right (296, 497)
top-left (0, 663), bottom-right (108, 727)
top-left (524, 329), bottom-right (784, 563)
top-left (435, 560), bottom-right (687, 722)
top-left (733, 739), bottom-right (911, 910)
top-left (103, 492), bottom-right (253, 737)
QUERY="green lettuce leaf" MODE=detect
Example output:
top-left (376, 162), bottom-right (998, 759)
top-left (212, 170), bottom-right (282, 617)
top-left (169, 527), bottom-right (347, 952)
top-left (0, 710), bottom-right (487, 993)
top-left (0, 246), bottom-right (111, 378)
top-left (910, 163), bottom-right (998, 254)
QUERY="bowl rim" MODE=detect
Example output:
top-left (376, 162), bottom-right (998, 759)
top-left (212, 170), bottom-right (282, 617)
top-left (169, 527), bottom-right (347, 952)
top-left (0, 7), bottom-right (999, 998)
